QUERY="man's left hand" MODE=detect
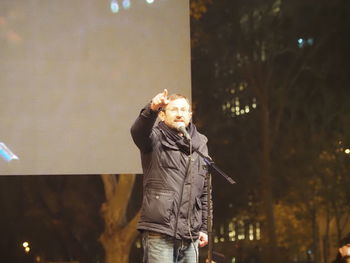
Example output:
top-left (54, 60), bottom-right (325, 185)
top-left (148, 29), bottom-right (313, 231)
top-left (199, 231), bottom-right (208, 247)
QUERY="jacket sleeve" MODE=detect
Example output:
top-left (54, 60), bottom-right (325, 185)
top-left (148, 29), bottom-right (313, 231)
top-left (199, 145), bottom-right (212, 234)
top-left (199, 170), bottom-right (212, 234)
top-left (130, 103), bottom-right (159, 153)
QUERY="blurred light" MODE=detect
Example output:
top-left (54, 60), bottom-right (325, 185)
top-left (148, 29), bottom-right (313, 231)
top-left (249, 224), bottom-right (254, 240)
top-left (307, 38), bottom-right (314, 46)
top-left (298, 37), bottom-right (314, 48)
top-left (25, 247), bottom-right (30, 253)
top-left (238, 234), bottom-right (245, 240)
top-left (256, 222), bottom-right (261, 240)
top-left (220, 237), bottom-right (225, 242)
top-left (298, 38), bottom-right (304, 48)
top-left (220, 225), bottom-right (225, 235)
top-left (0, 142), bottom-right (19, 162)
top-left (146, 0), bottom-right (155, 3)
top-left (110, 0), bottom-right (119, 13)
top-left (228, 223), bottom-right (236, 241)
top-left (345, 149), bottom-right (350, 154)
top-left (228, 222), bottom-right (233, 230)
top-left (135, 239), bottom-right (141, 248)
top-left (36, 256), bottom-right (41, 262)
top-left (122, 0), bottom-right (131, 9)
top-left (214, 236), bottom-right (219, 243)
top-left (22, 242), bottom-right (29, 248)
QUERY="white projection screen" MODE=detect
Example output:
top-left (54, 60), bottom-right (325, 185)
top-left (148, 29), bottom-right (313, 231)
top-left (0, 0), bottom-right (191, 175)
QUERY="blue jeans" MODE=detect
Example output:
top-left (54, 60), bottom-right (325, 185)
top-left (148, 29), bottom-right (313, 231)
top-left (142, 231), bottom-right (199, 263)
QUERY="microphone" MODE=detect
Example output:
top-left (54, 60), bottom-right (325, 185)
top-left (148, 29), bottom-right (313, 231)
top-left (176, 122), bottom-right (191, 141)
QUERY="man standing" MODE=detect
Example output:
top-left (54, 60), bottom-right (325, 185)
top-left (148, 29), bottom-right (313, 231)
top-left (331, 235), bottom-right (350, 263)
top-left (131, 89), bottom-right (210, 263)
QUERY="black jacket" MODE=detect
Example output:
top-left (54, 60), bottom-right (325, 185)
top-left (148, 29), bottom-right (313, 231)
top-left (332, 254), bottom-right (350, 263)
top-left (130, 104), bottom-right (210, 240)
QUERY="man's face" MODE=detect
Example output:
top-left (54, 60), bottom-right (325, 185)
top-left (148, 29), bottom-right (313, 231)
top-left (159, 98), bottom-right (192, 130)
top-left (339, 244), bottom-right (350, 257)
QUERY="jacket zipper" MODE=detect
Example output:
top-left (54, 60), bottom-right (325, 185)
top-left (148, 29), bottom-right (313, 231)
top-left (173, 154), bottom-right (192, 239)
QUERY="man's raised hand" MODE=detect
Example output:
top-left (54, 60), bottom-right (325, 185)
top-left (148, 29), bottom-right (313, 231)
top-left (150, 89), bottom-right (170, 111)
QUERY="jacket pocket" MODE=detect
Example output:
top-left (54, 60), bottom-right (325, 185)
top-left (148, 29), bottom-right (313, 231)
top-left (141, 189), bottom-right (174, 225)
top-left (159, 149), bottom-right (181, 169)
top-left (192, 197), bottom-right (203, 231)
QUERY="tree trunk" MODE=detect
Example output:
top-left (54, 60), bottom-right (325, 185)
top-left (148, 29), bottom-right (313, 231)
top-left (100, 215), bottom-right (140, 263)
top-left (260, 99), bottom-right (278, 263)
top-left (322, 208), bottom-right (331, 263)
top-left (100, 174), bottom-right (141, 263)
top-left (311, 207), bottom-right (320, 263)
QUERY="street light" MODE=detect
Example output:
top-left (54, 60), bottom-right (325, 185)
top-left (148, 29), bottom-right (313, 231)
top-left (22, 241), bottom-right (30, 254)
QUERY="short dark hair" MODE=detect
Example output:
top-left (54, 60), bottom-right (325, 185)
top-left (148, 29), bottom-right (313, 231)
top-left (339, 234), bottom-right (350, 247)
top-left (162, 94), bottom-right (192, 111)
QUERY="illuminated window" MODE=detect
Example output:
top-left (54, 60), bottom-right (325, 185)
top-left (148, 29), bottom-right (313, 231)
top-left (249, 224), bottom-right (254, 240)
top-left (256, 222), bottom-right (261, 240)
top-left (238, 220), bottom-right (245, 240)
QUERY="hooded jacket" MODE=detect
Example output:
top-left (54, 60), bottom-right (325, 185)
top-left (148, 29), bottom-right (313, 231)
top-left (130, 104), bottom-right (210, 240)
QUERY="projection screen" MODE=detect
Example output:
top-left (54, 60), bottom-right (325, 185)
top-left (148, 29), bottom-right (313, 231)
top-left (0, 0), bottom-right (191, 175)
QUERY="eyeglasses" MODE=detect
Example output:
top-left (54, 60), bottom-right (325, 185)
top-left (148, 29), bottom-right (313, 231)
top-left (165, 107), bottom-right (191, 114)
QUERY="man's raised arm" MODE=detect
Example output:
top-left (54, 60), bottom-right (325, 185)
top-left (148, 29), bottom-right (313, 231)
top-left (130, 89), bottom-right (169, 152)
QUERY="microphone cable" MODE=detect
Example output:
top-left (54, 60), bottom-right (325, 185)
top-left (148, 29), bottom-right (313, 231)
top-left (186, 126), bottom-right (199, 263)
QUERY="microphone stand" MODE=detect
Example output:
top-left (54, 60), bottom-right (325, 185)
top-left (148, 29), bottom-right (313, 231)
top-left (194, 149), bottom-right (236, 263)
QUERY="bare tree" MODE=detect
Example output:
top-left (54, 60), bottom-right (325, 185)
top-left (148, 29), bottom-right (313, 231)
top-left (100, 174), bottom-right (140, 263)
